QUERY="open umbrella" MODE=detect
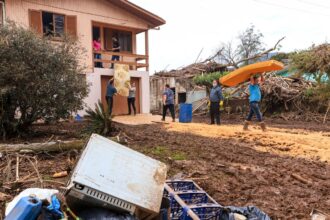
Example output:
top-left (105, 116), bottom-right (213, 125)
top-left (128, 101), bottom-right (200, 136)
top-left (220, 60), bottom-right (284, 87)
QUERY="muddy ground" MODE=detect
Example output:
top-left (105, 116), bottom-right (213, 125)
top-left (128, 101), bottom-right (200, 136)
top-left (1, 116), bottom-right (330, 219)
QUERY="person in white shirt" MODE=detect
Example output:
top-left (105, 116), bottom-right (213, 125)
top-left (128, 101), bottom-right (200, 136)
top-left (127, 82), bottom-right (136, 115)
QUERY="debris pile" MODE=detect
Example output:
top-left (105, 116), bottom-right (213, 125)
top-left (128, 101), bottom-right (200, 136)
top-left (261, 72), bottom-right (315, 113)
top-left (154, 61), bottom-right (227, 78)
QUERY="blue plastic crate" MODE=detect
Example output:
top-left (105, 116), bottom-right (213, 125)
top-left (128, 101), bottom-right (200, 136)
top-left (167, 191), bottom-right (212, 220)
top-left (177, 191), bottom-right (209, 204)
top-left (164, 180), bottom-right (222, 220)
top-left (163, 180), bottom-right (198, 198)
top-left (166, 180), bottom-right (198, 191)
top-left (181, 204), bottom-right (223, 220)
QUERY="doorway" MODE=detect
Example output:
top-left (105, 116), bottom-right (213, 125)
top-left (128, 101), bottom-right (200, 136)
top-left (101, 76), bottom-right (141, 115)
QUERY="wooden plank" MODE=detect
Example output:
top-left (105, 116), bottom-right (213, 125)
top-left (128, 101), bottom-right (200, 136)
top-left (145, 30), bottom-right (149, 71)
top-left (94, 50), bottom-right (147, 58)
top-left (94, 59), bottom-right (136, 65)
top-left (28, 10), bottom-right (42, 34)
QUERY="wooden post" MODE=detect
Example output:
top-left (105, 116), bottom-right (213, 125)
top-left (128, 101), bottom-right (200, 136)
top-left (145, 30), bottom-right (149, 71)
top-left (132, 31), bottom-right (137, 70)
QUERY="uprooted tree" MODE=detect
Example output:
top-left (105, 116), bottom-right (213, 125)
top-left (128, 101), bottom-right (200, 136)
top-left (193, 25), bottom-right (284, 89)
top-left (0, 23), bottom-right (88, 139)
top-left (212, 24), bottom-right (284, 68)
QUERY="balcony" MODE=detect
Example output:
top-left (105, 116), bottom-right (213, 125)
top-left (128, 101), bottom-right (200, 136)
top-left (93, 50), bottom-right (148, 71)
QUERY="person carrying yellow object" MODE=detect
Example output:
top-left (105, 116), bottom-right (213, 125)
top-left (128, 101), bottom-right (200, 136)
top-left (209, 79), bottom-right (224, 125)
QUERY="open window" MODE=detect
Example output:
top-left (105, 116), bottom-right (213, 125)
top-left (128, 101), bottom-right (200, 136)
top-left (29, 10), bottom-right (77, 38)
top-left (42, 11), bottom-right (65, 37)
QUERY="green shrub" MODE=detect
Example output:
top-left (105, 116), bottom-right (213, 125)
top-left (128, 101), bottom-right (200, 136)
top-left (193, 71), bottom-right (229, 88)
top-left (0, 22), bottom-right (88, 139)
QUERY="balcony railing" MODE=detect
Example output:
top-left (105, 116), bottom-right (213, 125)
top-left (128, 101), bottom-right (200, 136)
top-left (93, 50), bottom-right (149, 71)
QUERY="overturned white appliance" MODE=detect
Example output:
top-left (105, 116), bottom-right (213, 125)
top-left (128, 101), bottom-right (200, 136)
top-left (65, 134), bottom-right (167, 216)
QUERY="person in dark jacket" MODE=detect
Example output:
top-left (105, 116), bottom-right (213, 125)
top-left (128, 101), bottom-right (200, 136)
top-left (106, 79), bottom-right (117, 116)
top-left (162, 84), bottom-right (175, 122)
top-left (110, 36), bottom-right (120, 69)
top-left (209, 80), bottom-right (223, 125)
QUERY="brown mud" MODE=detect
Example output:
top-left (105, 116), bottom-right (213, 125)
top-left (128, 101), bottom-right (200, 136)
top-left (1, 118), bottom-right (330, 219)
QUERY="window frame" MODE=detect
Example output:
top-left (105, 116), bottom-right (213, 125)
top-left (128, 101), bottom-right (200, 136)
top-left (41, 10), bottom-right (66, 41)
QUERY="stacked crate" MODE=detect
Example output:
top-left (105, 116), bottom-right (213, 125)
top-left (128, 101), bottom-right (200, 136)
top-left (164, 180), bottom-right (223, 220)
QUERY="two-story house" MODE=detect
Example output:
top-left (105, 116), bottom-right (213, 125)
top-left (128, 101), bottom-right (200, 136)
top-left (1, 0), bottom-right (165, 115)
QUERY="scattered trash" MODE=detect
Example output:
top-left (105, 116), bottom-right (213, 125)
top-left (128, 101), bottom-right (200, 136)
top-left (5, 188), bottom-right (58, 216)
top-left (45, 195), bottom-right (64, 218)
top-left (310, 209), bottom-right (330, 220)
top-left (65, 134), bottom-right (167, 217)
top-left (52, 171), bottom-right (68, 178)
top-left (3, 135), bottom-right (273, 220)
top-left (5, 195), bottom-right (42, 220)
top-left (74, 114), bottom-right (83, 122)
top-left (221, 206), bottom-right (271, 220)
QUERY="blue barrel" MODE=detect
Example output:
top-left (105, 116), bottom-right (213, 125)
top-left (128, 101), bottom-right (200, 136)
top-left (5, 196), bottom-right (42, 220)
top-left (179, 104), bottom-right (193, 123)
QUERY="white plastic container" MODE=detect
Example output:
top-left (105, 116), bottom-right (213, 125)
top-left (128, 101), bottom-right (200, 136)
top-left (66, 134), bottom-right (167, 215)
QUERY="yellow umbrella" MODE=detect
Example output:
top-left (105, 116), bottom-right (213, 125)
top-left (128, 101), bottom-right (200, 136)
top-left (220, 60), bottom-right (284, 87)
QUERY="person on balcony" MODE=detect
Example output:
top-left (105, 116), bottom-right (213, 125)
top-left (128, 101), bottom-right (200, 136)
top-left (106, 79), bottom-right (117, 116)
top-left (127, 82), bottom-right (137, 115)
top-left (93, 37), bottom-right (103, 68)
top-left (110, 36), bottom-right (121, 69)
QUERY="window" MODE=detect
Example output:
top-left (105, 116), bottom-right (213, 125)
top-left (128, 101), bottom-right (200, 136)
top-left (42, 11), bottom-right (65, 37)
top-left (29, 10), bottom-right (77, 38)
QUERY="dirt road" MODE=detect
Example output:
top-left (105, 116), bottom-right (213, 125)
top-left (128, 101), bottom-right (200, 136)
top-left (121, 119), bottom-right (330, 219)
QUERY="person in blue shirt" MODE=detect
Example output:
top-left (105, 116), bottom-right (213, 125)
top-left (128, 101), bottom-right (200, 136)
top-left (162, 84), bottom-right (175, 122)
top-left (105, 79), bottom-right (117, 116)
top-left (209, 80), bottom-right (224, 125)
top-left (244, 73), bottom-right (266, 131)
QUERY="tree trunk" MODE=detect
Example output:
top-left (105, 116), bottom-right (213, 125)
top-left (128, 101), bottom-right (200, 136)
top-left (0, 140), bottom-right (84, 152)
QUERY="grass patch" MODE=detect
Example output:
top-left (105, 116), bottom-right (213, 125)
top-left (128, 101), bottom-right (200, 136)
top-left (144, 146), bottom-right (187, 161)
top-left (171, 152), bottom-right (187, 161)
top-left (151, 146), bottom-right (168, 156)
top-left (43, 175), bottom-right (52, 180)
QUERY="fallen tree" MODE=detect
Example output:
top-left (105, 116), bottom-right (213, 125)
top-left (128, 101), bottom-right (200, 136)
top-left (0, 140), bottom-right (84, 153)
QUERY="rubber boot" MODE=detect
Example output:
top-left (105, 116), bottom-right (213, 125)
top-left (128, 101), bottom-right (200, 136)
top-left (260, 122), bottom-right (266, 131)
top-left (243, 120), bottom-right (249, 131)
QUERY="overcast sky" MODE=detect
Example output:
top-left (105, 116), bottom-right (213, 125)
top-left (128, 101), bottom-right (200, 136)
top-left (131, 0), bottom-right (330, 73)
